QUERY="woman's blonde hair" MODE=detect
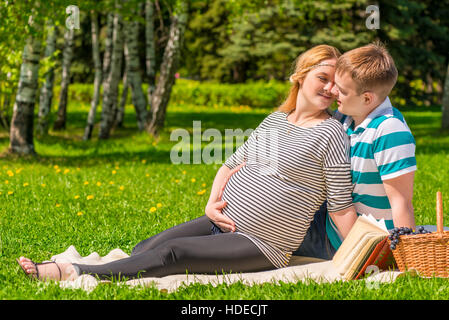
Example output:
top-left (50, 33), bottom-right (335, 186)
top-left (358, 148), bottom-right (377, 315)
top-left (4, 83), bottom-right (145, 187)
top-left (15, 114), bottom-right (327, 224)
top-left (278, 45), bottom-right (341, 114)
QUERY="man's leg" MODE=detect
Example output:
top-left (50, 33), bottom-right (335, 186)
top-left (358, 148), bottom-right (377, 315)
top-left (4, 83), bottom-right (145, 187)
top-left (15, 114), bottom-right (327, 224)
top-left (292, 201), bottom-right (337, 260)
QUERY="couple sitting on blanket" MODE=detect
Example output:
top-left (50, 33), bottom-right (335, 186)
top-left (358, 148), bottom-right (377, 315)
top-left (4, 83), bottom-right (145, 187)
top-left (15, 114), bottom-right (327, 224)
top-left (18, 41), bottom-right (417, 282)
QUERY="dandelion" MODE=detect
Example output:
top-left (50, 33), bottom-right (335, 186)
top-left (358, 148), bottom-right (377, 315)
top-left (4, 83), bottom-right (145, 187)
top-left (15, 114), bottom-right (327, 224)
top-left (197, 189), bottom-right (206, 195)
top-left (109, 181), bottom-right (114, 185)
top-left (56, 203), bottom-right (61, 207)
top-left (5, 180), bottom-right (8, 184)
top-left (63, 169), bottom-right (70, 174)
top-left (77, 211), bottom-right (83, 216)
top-left (146, 173), bottom-right (150, 177)
top-left (115, 166), bottom-right (119, 170)
top-left (16, 168), bottom-right (23, 174)
top-left (56, 169), bottom-right (61, 173)
top-left (87, 195), bottom-right (94, 200)
top-left (41, 183), bottom-right (46, 187)
top-left (84, 181), bottom-right (89, 185)
top-left (74, 195), bottom-right (80, 199)
top-left (53, 165), bottom-right (59, 169)
top-left (191, 178), bottom-right (196, 183)
top-left (150, 207), bottom-right (157, 213)
top-left (182, 170), bottom-right (186, 175)
top-left (23, 182), bottom-right (29, 187)
top-left (175, 179), bottom-right (180, 183)
top-left (96, 182), bottom-right (102, 186)
top-left (77, 168), bottom-right (81, 171)
top-left (157, 203), bottom-right (162, 208)
top-left (202, 183), bottom-right (206, 187)
top-left (119, 186), bottom-right (125, 191)
top-left (142, 159), bottom-right (147, 164)
top-left (7, 191), bottom-right (13, 195)
top-left (112, 170), bottom-right (116, 174)
top-left (7, 170), bottom-right (13, 177)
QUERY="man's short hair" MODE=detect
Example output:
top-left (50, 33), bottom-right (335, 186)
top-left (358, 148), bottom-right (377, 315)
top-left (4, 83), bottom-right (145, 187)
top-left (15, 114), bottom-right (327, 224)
top-left (336, 41), bottom-right (398, 100)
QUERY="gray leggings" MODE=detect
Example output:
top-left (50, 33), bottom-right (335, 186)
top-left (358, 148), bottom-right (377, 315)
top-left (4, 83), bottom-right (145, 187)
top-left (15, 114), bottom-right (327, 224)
top-left (73, 215), bottom-right (274, 280)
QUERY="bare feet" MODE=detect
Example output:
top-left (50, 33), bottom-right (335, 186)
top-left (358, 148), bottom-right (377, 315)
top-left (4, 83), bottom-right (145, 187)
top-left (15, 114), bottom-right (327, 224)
top-left (17, 257), bottom-right (78, 281)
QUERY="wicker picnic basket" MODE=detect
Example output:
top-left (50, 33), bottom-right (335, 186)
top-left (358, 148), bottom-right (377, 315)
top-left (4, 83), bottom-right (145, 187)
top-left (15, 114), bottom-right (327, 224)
top-left (389, 191), bottom-right (449, 277)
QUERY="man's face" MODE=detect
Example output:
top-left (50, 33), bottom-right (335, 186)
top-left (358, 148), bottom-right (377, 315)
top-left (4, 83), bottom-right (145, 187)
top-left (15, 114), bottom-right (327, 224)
top-left (331, 72), bottom-right (365, 118)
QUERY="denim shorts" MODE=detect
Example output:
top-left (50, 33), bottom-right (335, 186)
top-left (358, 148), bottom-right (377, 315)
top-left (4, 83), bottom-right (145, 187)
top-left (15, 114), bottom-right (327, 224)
top-left (292, 201), bottom-right (337, 260)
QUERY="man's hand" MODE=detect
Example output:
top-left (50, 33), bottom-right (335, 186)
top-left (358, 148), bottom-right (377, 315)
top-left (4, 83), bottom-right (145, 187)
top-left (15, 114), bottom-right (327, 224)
top-left (205, 200), bottom-right (235, 232)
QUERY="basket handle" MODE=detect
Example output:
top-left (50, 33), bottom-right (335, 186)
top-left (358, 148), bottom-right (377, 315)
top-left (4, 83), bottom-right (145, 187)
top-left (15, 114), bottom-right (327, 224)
top-left (437, 191), bottom-right (444, 234)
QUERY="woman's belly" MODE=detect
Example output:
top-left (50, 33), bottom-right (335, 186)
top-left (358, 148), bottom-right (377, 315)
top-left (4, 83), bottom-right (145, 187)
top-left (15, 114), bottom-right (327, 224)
top-left (220, 166), bottom-right (317, 251)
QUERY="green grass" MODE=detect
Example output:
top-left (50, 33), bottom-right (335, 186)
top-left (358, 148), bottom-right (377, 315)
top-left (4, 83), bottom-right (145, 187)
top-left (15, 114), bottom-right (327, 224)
top-left (1, 101), bottom-right (449, 300)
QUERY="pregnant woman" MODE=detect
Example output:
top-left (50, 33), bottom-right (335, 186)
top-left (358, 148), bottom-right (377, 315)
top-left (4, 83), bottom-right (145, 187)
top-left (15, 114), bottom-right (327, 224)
top-left (17, 44), bottom-right (357, 282)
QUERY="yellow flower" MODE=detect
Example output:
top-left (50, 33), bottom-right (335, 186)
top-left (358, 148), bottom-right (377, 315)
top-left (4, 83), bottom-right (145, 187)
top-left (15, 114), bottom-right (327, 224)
top-left (5, 180), bottom-right (8, 184)
top-left (55, 169), bottom-right (61, 173)
top-left (77, 211), bottom-right (83, 216)
top-left (182, 170), bottom-right (187, 175)
top-left (56, 203), bottom-right (61, 207)
top-left (53, 165), bottom-right (59, 169)
top-left (175, 179), bottom-right (180, 183)
top-left (146, 173), bottom-right (150, 177)
top-left (23, 182), bottom-right (29, 187)
top-left (16, 168), bottom-right (23, 174)
top-left (197, 189), bottom-right (206, 195)
top-left (41, 183), bottom-right (46, 187)
top-left (74, 195), bottom-right (80, 199)
top-left (109, 181), bottom-right (115, 185)
top-left (112, 170), bottom-right (117, 174)
top-left (202, 183), bottom-right (206, 187)
top-left (84, 181), bottom-right (89, 185)
top-left (141, 159), bottom-right (147, 164)
top-left (63, 169), bottom-right (70, 174)
top-left (156, 203), bottom-right (162, 208)
top-left (191, 178), bottom-right (196, 183)
top-left (115, 166), bottom-right (119, 170)
top-left (77, 167), bottom-right (81, 171)
top-left (7, 191), bottom-right (13, 195)
top-left (150, 207), bottom-right (157, 213)
top-left (96, 182), bottom-right (102, 186)
top-left (119, 186), bottom-right (125, 191)
top-left (87, 195), bottom-right (94, 200)
top-left (7, 170), bottom-right (13, 177)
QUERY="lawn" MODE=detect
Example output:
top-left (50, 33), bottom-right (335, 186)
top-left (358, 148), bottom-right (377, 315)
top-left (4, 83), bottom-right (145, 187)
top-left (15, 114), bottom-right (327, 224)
top-left (1, 101), bottom-right (449, 300)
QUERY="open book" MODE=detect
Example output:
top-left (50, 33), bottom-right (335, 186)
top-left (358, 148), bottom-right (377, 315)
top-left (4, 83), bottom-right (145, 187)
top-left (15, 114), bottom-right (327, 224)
top-left (332, 214), bottom-right (396, 280)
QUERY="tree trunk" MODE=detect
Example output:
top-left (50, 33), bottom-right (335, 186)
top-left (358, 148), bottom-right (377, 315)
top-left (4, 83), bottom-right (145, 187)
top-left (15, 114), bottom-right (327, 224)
top-left (54, 27), bottom-right (75, 130)
top-left (123, 13), bottom-right (148, 131)
top-left (98, 8), bottom-right (124, 139)
top-left (145, 0), bottom-right (156, 104)
top-left (9, 34), bottom-right (42, 155)
top-left (442, 60), bottom-right (449, 129)
top-left (115, 70), bottom-right (128, 128)
top-left (145, 1), bottom-right (189, 137)
top-left (83, 10), bottom-right (103, 140)
top-left (37, 20), bottom-right (57, 136)
top-left (103, 13), bottom-right (114, 78)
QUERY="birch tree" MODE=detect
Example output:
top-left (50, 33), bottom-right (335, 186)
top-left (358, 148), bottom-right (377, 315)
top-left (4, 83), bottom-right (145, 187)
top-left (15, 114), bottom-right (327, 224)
top-left (115, 71), bottom-right (128, 128)
top-left (123, 9), bottom-right (148, 131)
top-left (53, 27), bottom-right (75, 130)
top-left (83, 10), bottom-right (103, 140)
top-left (146, 0), bottom-right (189, 137)
top-left (98, 7), bottom-right (124, 139)
top-left (37, 20), bottom-right (57, 136)
top-left (145, 0), bottom-right (156, 102)
top-left (441, 60), bottom-right (449, 130)
top-left (9, 31), bottom-right (42, 155)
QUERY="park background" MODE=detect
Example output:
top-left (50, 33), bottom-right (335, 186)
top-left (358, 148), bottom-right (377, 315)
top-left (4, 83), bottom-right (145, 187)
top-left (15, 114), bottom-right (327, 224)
top-left (1, 0), bottom-right (449, 299)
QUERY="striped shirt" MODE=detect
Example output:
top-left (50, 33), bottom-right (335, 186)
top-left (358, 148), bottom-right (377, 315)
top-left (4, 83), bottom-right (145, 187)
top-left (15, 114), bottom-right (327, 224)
top-left (327, 97), bottom-right (417, 250)
top-left (222, 111), bottom-right (353, 268)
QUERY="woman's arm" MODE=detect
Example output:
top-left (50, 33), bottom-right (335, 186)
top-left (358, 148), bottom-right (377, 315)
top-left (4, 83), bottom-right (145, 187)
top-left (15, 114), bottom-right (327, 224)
top-left (205, 164), bottom-right (241, 232)
top-left (328, 206), bottom-right (358, 239)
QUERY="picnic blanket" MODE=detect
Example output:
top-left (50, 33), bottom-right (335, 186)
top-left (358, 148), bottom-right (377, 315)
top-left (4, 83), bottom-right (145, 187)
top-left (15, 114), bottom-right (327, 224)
top-left (49, 245), bottom-right (404, 293)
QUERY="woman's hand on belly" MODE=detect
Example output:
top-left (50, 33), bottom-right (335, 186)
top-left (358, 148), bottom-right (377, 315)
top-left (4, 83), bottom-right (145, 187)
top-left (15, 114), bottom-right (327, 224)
top-left (205, 200), bottom-right (236, 233)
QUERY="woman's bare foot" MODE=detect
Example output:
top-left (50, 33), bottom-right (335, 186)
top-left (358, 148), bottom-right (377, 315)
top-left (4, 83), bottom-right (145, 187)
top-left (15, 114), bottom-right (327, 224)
top-left (17, 256), bottom-right (78, 281)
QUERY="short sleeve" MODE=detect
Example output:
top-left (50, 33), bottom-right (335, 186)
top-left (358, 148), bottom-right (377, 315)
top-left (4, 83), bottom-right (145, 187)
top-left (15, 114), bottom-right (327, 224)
top-left (322, 121), bottom-right (354, 213)
top-left (223, 112), bottom-right (274, 170)
top-left (372, 117), bottom-right (417, 181)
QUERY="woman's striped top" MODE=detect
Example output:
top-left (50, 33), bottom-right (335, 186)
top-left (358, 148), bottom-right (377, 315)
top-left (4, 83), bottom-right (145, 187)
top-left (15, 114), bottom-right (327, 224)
top-left (221, 111), bottom-right (354, 268)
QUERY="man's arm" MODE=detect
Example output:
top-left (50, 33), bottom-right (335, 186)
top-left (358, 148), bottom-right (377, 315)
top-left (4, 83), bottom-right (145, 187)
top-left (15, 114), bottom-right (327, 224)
top-left (328, 205), bottom-right (358, 239)
top-left (383, 171), bottom-right (416, 229)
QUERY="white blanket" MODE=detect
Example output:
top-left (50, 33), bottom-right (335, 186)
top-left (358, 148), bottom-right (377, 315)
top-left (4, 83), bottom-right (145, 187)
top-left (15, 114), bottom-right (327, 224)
top-left (49, 245), bottom-right (404, 293)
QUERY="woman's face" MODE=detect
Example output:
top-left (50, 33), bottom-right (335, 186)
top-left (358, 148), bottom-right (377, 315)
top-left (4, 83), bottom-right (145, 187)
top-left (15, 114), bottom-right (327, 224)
top-left (297, 58), bottom-right (337, 110)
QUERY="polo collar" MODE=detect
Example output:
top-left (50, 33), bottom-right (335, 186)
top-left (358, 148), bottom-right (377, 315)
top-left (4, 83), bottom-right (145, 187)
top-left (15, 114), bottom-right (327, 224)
top-left (345, 96), bottom-right (392, 135)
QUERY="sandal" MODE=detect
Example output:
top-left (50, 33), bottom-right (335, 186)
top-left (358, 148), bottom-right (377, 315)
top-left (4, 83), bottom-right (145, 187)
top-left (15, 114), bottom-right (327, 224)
top-left (16, 258), bottom-right (62, 281)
